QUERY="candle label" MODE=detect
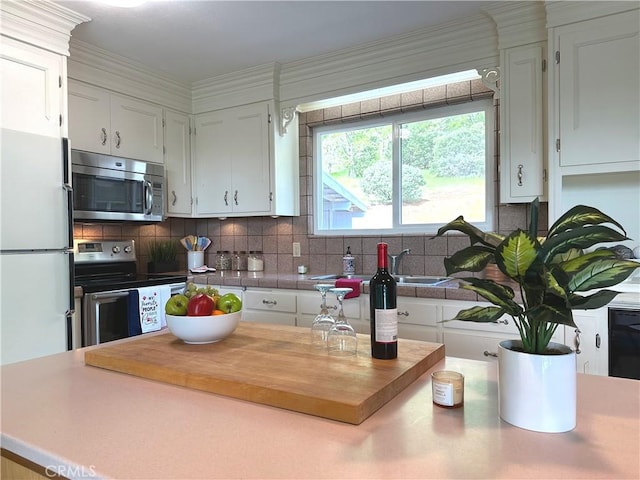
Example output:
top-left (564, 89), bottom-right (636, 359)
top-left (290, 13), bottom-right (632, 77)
top-left (433, 381), bottom-right (456, 406)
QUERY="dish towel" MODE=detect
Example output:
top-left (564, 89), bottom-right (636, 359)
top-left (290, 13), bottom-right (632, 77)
top-left (134, 285), bottom-right (171, 334)
top-left (335, 278), bottom-right (362, 299)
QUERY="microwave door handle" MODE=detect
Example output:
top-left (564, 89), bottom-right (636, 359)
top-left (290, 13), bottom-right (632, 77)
top-left (144, 180), bottom-right (153, 215)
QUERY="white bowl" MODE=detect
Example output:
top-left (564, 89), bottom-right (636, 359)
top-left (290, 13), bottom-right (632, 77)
top-left (166, 311), bottom-right (241, 344)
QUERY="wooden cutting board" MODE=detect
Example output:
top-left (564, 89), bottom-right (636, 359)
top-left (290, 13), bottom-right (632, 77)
top-left (84, 322), bottom-right (444, 424)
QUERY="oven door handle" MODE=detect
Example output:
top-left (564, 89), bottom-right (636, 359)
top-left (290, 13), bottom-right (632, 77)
top-left (91, 291), bottom-right (131, 300)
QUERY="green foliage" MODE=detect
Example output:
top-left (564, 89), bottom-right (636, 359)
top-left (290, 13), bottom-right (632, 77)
top-left (435, 198), bottom-right (639, 354)
top-left (148, 239), bottom-right (178, 262)
top-left (361, 161), bottom-right (426, 204)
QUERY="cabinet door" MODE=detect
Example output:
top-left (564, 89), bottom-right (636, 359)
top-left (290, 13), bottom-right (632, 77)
top-left (110, 94), bottom-right (164, 163)
top-left (500, 43), bottom-right (546, 203)
top-left (68, 80), bottom-right (110, 153)
top-left (565, 308), bottom-right (608, 376)
top-left (557, 11), bottom-right (639, 167)
top-left (193, 111), bottom-right (232, 215)
top-left (165, 110), bottom-right (192, 216)
top-left (230, 103), bottom-right (271, 214)
top-left (1, 37), bottom-right (63, 138)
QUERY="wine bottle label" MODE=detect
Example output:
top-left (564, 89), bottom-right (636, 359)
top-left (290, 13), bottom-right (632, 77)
top-left (374, 308), bottom-right (398, 343)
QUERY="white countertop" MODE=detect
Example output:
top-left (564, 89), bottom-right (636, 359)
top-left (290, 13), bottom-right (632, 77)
top-left (2, 331), bottom-right (639, 480)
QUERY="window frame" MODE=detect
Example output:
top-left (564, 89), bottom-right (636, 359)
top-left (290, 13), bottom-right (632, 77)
top-left (312, 99), bottom-right (496, 236)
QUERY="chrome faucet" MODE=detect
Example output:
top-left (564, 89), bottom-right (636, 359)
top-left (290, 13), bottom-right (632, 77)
top-left (388, 248), bottom-right (411, 275)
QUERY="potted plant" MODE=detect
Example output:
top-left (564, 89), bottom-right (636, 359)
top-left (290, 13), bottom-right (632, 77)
top-left (435, 198), bottom-right (639, 432)
top-left (147, 239), bottom-right (179, 274)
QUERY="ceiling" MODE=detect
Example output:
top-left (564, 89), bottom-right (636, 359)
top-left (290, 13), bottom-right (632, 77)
top-left (54, 0), bottom-right (494, 85)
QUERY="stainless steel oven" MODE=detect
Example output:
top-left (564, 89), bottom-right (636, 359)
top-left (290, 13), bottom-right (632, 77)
top-left (71, 150), bottom-right (164, 222)
top-left (74, 240), bottom-right (186, 346)
top-left (609, 307), bottom-right (640, 380)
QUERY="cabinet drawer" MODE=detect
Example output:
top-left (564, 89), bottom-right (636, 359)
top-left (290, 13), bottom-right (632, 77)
top-left (443, 331), bottom-right (514, 362)
top-left (396, 298), bottom-right (439, 327)
top-left (244, 290), bottom-right (296, 313)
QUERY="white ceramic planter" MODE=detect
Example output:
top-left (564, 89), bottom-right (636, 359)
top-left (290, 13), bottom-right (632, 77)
top-left (498, 339), bottom-right (576, 433)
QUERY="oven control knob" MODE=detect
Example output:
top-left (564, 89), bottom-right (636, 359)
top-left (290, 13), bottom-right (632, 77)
top-left (112, 246), bottom-right (121, 254)
top-left (124, 246), bottom-right (132, 254)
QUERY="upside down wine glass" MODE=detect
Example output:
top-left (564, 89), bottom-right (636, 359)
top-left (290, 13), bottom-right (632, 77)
top-left (310, 284), bottom-right (335, 348)
top-left (327, 287), bottom-right (357, 356)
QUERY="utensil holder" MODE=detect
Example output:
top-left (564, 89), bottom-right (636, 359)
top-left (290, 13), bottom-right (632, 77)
top-left (187, 251), bottom-right (204, 270)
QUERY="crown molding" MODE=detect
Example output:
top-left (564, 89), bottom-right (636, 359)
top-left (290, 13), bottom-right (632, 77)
top-left (483, 1), bottom-right (547, 49)
top-left (68, 39), bottom-right (191, 112)
top-left (278, 14), bottom-right (499, 106)
top-left (191, 63), bottom-right (279, 113)
top-left (0, 0), bottom-right (89, 55)
top-left (545, 1), bottom-right (639, 28)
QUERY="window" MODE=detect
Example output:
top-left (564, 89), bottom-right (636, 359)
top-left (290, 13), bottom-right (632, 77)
top-left (313, 99), bottom-right (495, 235)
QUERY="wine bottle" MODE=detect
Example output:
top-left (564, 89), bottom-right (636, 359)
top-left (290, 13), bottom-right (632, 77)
top-left (369, 242), bottom-right (398, 359)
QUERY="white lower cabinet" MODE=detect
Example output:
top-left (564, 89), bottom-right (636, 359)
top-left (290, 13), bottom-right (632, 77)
top-left (442, 301), bottom-right (563, 363)
top-left (243, 289), bottom-right (297, 326)
top-left (565, 308), bottom-right (608, 376)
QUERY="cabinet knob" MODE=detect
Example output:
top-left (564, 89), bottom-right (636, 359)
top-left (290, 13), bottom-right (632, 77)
top-left (224, 190), bottom-right (228, 206)
top-left (171, 190), bottom-right (177, 206)
top-left (234, 190), bottom-right (238, 205)
top-left (517, 164), bottom-right (524, 186)
top-left (496, 318), bottom-right (509, 325)
top-left (397, 311), bottom-right (410, 316)
top-left (100, 127), bottom-right (107, 145)
top-left (262, 299), bottom-right (277, 305)
top-left (574, 328), bottom-right (582, 355)
top-left (115, 131), bottom-right (121, 148)
top-left (483, 351), bottom-right (498, 358)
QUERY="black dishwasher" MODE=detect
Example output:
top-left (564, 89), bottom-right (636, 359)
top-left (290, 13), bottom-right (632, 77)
top-left (608, 308), bottom-right (640, 380)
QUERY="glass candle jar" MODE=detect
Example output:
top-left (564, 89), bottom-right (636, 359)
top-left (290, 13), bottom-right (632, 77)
top-left (232, 251), bottom-right (246, 271)
top-left (431, 370), bottom-right (464, 408)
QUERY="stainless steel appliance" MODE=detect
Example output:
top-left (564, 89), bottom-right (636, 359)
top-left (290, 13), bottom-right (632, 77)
top-left (74, 239), bottom-right (185, 346)
top-left (1, 131), bottom-right (74, 365)
top-left (608, 307), bottom-right (640, 380)
top-left (71, 150), bottom-right (164, 222)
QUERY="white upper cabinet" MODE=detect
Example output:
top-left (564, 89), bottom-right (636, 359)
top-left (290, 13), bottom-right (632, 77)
top-left (554, 10), bottom-right (639, 171)
top-left (500, 42), bottom-right (547, 203)
top-left (192, 101), bottom-right (298, 217)
top-left (1, 37), bottom-right (63, 138)
top-left (68, 80), bottom-right (164, 164)
top-left (164, 110), bottom-right (192, 216)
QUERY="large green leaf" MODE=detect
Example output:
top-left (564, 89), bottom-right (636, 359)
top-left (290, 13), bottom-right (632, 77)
top-left (559, 249), bottom-right (618, 274)
top-left (547, 204), bottom-right (627, 238)
top-left (443, 305), bottom-right (506, 323)
top-left (494, 230), bottom-right (539, 282)
top-left (526, 301), bottom-right (576, 328)
top-left (568, 290), bottom-right (621, 309)
top-left (565, 258), bottom-right (640, 291)
top-left (540, 225), bottom-right (629, 262)
top-left (443, 246), bottom-right (494, 275)
top-left (459, 277), bottom-right (522, 316)
top-left (435, 216), bottom-right (504, 248)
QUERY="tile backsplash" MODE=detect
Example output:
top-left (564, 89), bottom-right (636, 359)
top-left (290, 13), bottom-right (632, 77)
top-left (74, 79), bottom-right (547, 275)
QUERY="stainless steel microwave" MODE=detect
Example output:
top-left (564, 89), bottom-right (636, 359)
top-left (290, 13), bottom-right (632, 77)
top-left (71, 150), bottom-right (164, 222)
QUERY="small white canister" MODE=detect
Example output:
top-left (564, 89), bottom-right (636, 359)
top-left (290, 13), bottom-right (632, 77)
top-left (342, 246), bottom-right (355, 276)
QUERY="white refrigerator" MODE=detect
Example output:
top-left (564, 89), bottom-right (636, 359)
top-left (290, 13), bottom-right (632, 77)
top-left (0, 128), bottom-right (74, 365)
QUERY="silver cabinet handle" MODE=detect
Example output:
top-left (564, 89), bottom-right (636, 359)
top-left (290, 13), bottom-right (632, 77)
top-left (483, 351), bottom-right (498, 358)
top-left (171, 190), bottom-right (177, 206)
top-left (496, 319), bottom-right (509, 325)
top-left (224, 190), bottom-right (228, 206)
top-left (595, 333), bottom-right (601, 349)
top-left (101, 127), bottom-right (107, 145)
top-left (517, 164), bottom-right (524, 186)
top-left (574, 328), bottom-right (581, 354)
top-left (262, 299), bottom-right (277, 305)
top-left (234, 190), bottom-right (238, 205)
top-left (397, 311), bottom-right (409, 316)
top-left (115, 131), bottom-right (121, 148)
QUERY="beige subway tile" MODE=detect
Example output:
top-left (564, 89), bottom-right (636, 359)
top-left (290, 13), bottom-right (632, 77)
top-left (381, 94), bottom-right (401, 111)
top-left (361, 98), bottom-right (380, 114)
